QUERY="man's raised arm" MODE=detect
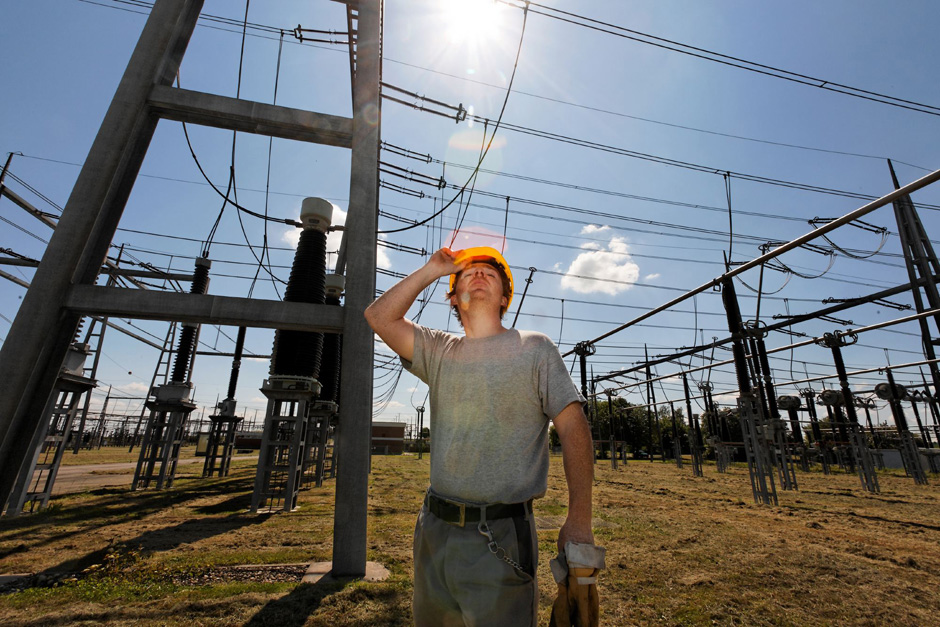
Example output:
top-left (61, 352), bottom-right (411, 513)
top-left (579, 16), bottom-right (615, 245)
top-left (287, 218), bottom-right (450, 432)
top-left (364, 248), bottom-right (464, 363)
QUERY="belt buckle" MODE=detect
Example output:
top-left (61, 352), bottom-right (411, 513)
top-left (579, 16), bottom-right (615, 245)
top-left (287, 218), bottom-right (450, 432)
top-left (443, 498), bottom-right (466, 527)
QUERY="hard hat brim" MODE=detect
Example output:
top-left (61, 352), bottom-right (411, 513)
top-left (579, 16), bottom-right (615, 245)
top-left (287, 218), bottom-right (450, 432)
top-left (448, 246), bottom-right (514, 309)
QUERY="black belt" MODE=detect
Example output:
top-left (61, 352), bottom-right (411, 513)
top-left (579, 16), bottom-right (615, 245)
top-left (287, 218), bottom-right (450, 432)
top-left (426, 493), bottom-right (530, 527)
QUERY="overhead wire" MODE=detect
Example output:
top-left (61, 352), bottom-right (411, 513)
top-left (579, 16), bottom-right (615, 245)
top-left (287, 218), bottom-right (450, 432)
top-left (377, 2), bottom-right (530, 235)
top-left (12, 148), bottom-right (934, 264)
top-left (78, 0), bottom-right (940, 152)
top-left (383, 59), bottom-right (933, 172)
top-left (51, 1), bottom-right (940, 418)
top-left (500, 0), bottom-right (940, 117)
top-left (378, 205), bottom-right (900, 289)
top-left (250, 28), bottom-right (287, 299)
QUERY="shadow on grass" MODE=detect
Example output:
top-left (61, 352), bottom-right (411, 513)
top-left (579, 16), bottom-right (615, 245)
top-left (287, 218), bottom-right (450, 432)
top-left (42, 511), bottom-right (272, 575)
top-left (0, 472), bottom-right (256, 552)
top-left (245, 580), bottom-right (409, 627)
top-left (244, 580), bottom-right (349, 627)
top-left (194, 491), bottom-right (253, 515)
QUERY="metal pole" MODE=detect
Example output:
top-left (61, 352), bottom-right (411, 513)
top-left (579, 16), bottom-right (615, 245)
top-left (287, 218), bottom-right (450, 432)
top-left (510, 267), bottom-right (536, 328)
top-left (605, 390), bottom-right (616, 470)
top-left (332, 0), bottom-right (381, 577)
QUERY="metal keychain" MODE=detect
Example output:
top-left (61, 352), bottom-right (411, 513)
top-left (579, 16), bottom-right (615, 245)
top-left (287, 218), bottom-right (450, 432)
top-left (477, 520), bottom-right (527, 574)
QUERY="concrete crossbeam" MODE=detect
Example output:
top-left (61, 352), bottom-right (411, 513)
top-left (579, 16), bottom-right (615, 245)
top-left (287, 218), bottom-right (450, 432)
top-left (65, 285), bottom-right (345, 332)
top-left (149, 85), bottom-right (354, 148)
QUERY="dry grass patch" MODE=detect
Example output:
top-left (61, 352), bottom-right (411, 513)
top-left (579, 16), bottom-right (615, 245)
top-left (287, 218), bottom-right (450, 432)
top-left (1, 451), bottom-right (939, 625)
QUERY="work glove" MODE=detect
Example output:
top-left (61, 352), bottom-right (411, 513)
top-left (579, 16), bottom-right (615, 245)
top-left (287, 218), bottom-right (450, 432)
top-left (548, 542), bottom-right (606, 627)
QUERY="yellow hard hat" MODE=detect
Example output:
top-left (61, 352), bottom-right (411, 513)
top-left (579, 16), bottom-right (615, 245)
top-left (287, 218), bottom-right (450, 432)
top-left (449, 246), bottom-right (514, 308)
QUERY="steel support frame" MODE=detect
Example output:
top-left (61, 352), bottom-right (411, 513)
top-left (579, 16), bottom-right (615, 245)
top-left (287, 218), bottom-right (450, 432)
top-left (4, 374), bottom-right (95, 515)
top-left (885, 369), bottom-right (928, 485)
top-left (683, 374), bottom-right (704, 477)
top-left (820, 333), bottom-right (880, 493)
top-left (251, 386), bottom-right (315, 513)
top-left (302, 402), bottom-right (337, 488)
top-left (748, 334), bottom-right (798, 491)
top-left (890, 162), bottom-right (940, 402)
top-left (720, 274), bottom-right (779, 505)
top-left (202, 414), bottom-right (242, 478)
top-left (132, 392), bottom-right (197, 491)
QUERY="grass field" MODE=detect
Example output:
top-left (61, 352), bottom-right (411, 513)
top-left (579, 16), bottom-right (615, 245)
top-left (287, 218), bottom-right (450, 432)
top-left (1, 449), bottom-right (939, 626)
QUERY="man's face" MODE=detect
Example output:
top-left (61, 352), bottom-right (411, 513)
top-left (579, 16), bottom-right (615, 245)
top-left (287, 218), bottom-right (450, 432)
top-left (452, 261), bottom-right (508, 312)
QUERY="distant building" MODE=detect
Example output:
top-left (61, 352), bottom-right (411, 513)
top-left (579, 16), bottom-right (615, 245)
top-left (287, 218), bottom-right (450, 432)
top-left (372, 421), bottom-right (406, 455)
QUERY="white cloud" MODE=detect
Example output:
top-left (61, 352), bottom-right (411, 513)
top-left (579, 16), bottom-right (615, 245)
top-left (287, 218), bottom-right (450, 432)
top-left (560, 235), bottom-right (640, 296)
top-left (645, 273), bottom-right (660, 280)
top-left (712, 393), bottom-right (739, 405)
top-left (281, 226), bottom-right (300, 249)
top-left (581, 224), bottom-right (611, 236)
top-left (376, 234), bottom-right (392, 270)
top-left (117, 381), bottom-right (149, 395)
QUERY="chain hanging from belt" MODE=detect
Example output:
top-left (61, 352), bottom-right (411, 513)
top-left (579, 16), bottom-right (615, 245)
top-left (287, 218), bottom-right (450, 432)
top-left (477, 520), bottom-right (527, 574)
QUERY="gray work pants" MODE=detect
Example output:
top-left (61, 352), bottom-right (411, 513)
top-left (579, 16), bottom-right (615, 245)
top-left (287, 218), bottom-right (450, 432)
top-left (412, 501), bottom-right (538, 626)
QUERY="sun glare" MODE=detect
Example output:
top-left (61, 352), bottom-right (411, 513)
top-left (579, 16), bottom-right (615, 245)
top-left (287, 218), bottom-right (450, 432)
top-left (442, 0), bottom-right (506, 45)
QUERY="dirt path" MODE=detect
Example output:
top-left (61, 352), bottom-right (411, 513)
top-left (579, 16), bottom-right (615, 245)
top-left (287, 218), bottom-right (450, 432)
top-left (50, 456), bottom-right (257, 495)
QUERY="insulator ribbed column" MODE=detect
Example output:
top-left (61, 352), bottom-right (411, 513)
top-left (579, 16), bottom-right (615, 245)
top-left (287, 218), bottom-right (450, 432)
top-left (270, 198), bottom-right (334, 380)
top-left (226, 326), bottom-right (247, 401)
top-left (172, 257), bottom-right (211, 383)
top-left (318, 274), bottom-right (345, 403)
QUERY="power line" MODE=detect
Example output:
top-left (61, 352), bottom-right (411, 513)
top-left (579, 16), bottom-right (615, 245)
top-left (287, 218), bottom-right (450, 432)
top-left (377, 3), bottom-right (531, 235)
top-left (502, 0), bottom-right (940, 117)
top-left (462, 114), bottom-right (940, 208)
top-left (384, 58), bottom-right (933, 172)
top-left (78, 0), bottom-right (937, 172)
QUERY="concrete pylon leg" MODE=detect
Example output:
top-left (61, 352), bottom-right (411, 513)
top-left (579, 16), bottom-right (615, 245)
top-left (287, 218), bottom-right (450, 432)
top-left (331, 0), bottom-right (381, 577)
top-left (0, 0), bottom-right (204, 510)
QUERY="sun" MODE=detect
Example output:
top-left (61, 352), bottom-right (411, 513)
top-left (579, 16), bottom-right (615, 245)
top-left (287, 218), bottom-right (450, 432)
top-left (441, 0), bottom-right (508, 46)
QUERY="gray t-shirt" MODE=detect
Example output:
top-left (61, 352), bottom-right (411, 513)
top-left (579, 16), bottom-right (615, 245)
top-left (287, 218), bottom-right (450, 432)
top-left (403, 324), bottom-right (585, 504)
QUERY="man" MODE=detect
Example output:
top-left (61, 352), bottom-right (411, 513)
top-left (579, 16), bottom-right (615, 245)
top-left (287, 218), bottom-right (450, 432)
top-left (365, 246), bottom-right (595, 626)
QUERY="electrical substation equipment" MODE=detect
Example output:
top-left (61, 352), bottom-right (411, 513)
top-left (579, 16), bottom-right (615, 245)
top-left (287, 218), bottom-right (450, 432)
top-left (251, 198), bottom-right (332, 513)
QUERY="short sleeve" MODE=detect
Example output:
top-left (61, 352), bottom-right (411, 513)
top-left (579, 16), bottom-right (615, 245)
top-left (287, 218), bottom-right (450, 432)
top-left (539, 338), bottom-right (586, 421)
top-left (402, 324), bottom-right (451, 385)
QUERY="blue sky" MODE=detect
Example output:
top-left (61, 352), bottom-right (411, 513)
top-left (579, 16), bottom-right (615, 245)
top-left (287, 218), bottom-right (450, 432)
top-left (2, 0), bottom-right (939, 435)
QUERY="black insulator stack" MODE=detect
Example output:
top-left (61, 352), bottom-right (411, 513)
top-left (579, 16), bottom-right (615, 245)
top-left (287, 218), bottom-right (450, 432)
top-left (172, 258), bottom-right (211, 382)
top-left (226, 326), bottom-right (247, 400)
top-left (270, 229), bottom-right (327, 378)
top-left (318, 292), bottom-right (343, 403)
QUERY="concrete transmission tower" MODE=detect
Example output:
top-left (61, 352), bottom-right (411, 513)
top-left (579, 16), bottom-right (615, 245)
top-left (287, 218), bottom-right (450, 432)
top-left (0, 0), bottom-right (381, 577)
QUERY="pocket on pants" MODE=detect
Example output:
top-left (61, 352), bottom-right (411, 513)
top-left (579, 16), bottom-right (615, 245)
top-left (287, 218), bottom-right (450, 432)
top-left (487, 515), bottom-right (537, 582)
top-left (511, 515), bottom-right (537, 578)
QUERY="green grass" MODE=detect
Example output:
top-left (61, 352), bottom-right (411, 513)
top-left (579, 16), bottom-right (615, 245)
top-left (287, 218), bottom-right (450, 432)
top-left (2, 450), bottom-right (940, 625)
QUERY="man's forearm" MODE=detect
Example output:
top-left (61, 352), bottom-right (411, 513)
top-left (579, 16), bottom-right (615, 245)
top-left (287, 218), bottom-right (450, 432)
top-left (561, 416), bottom-right (594, 526)
top-left (365, 264), bottom-right (440, 325)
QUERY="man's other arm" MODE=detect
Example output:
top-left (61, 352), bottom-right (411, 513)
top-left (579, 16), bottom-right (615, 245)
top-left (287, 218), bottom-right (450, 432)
top-left (364, 248), bottom-right (463, 362)
top-left (553, 401), bottom-right (595, 552)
